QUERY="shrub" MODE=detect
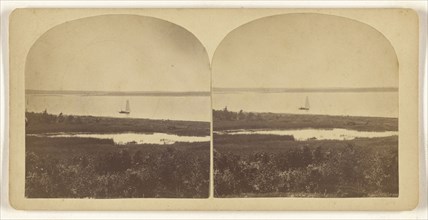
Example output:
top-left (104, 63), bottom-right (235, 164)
top-left (214, 143), bottom-right (398, 197)
top-left (26, 147), bottom-right (209, 198)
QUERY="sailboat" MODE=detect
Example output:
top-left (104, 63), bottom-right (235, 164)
top-left (119, 100), bottom-right (130, 114)
top-left (299, 96), bottom-right (310, 111)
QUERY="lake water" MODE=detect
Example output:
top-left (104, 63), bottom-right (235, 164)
top-left (26, 94), bottom-right (211, 122)
top-left (27, 92), bottom-right (397, 121)
top-left (213, 92), bottom-right (398, 118)
top-left (217, 128), bottom-right (398, 141)
top-left (29, 132), bottom-right (210, 145)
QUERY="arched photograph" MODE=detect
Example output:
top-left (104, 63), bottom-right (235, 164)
top-left (24, 14), bottom-right (211, 198)
top-left (212, 13), bottom-right (399, 198)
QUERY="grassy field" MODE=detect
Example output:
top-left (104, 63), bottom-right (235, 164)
top-left (26, 111), bottom-right (209, 136)
top-left (213, 109), bottom-right (398, 131)
top-left (25, 112), bottom-right (210, 198)
top-left (214, 134), bottom-right (397, 154)
top-left (213, 109), bottom-right (399, 198)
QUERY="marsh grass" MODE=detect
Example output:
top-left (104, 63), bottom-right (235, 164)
top-left (213, 110), bottom-right (399, 198)
top-left (25, 112), bottom-right (210, 198)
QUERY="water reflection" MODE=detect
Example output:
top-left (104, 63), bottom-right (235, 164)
top-left (29, 132), bottom-right (210, 145)
top-left (216, 128), bottom-right (398, 141)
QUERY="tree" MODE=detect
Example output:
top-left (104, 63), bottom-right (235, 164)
top-left (238, 110), bottom-right (244, 120)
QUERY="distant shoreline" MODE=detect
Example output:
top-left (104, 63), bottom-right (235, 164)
top-left (26, 89), bottom-right (210, 97)
top-left (25, 112), bottom-right (210, 136)
top-left (213, 87), bottom-right (398, 93)
top-left (212, 108), bottom-right (398, 120)
top-left (25, 110), bottom-right (210, 123)
top-left (213, 109), bottom-right (398, 132)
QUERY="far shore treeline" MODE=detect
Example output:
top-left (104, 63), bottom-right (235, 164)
top-left (25, 111), bottom-right (210, 136)
top-left (213, 108), bottom-right (398, 132)
top-left (25, 89), bottom-right (210, 97)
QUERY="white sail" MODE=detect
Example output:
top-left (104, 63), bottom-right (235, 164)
top-left (299, 96), bottom-right (310, 111)
top-left (305, 96), bottom-right (310, 109)
top-left (125, 100), bottom-right (130, 112)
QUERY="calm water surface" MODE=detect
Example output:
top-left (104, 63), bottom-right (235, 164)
top-left (213, 92), bottom-right (398, 118)
top-left (26, 94), bottom-right (210, 122)
top-left (217, 128), bottom-right (398, 141)
top-left (29, 132), bottom-right (210, 145)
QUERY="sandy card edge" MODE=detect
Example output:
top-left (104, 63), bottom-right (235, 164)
top-left (9, 8), bottom-right (419, 211)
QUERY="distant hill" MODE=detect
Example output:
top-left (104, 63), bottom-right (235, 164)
top-left (26, 90), bottom-right (210, 97)
top-left (213, 87), bottom-right (398, 93)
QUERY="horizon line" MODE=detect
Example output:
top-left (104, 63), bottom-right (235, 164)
top-left (213, 87), bottom-right (398, 93)
top-left (26, 89), bottom-right (210, 97)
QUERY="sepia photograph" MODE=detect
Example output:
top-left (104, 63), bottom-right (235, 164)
top-left (213, 13), bottom-right (399, 198)
top-left (7, 8), bottom-right (420, 211)
top-left (24, 14), bottom-right (211, 198)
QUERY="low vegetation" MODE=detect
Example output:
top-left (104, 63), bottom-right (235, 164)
top-left (213, 108), bottom-right (398, 131)
top-left (214, 135), bottom-right (398, 197)
top-left (213, 109), bottom-right (399, 198)
top-left (26, 136), bottom-right (210, 198)
top-left (26, 111), bottom-right (209, 136)
top-left (25, 112), bottom-right (210, 198)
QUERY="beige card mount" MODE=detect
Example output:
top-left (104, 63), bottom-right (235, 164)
top-left (9, 8), bottom-right (419, 210)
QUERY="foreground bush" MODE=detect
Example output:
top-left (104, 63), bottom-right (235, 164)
top-left (214, 144), bottom-right (398, 197)
top-left (26, 147), bottom-right (209, 198)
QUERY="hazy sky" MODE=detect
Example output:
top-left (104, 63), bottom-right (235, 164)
top-left (212, 13), bottom-right (398, 89)
top-left (26, 15), bottom-right (210, 92)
